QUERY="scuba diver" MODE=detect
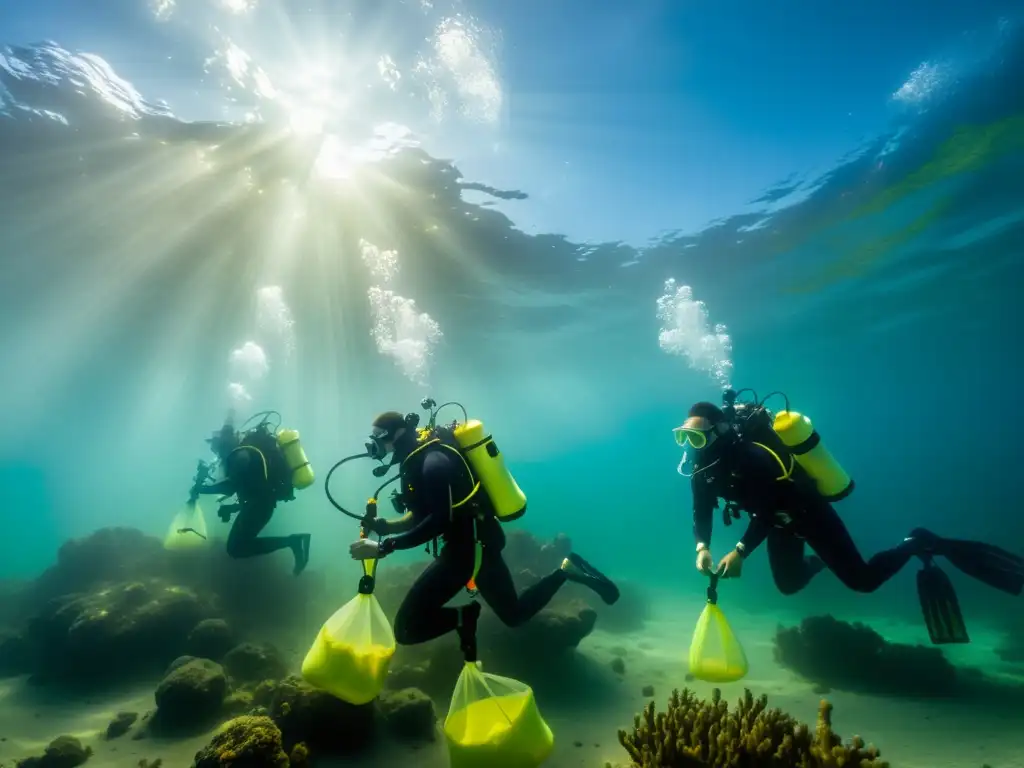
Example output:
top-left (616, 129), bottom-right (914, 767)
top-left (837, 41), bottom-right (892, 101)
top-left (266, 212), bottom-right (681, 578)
top-left (191, 411), bottom-right (315, 575)
top-left (338, 399), bottom-right (620, 659)
top-left (676, 388), bottom-right (1024, 644)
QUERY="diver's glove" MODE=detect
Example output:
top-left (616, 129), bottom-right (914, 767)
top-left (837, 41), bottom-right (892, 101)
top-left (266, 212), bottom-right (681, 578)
top-left (350, 538), bottom-right (381, 560)
top-left (218, 504), bottom-right (240, 523)
top-left (696, 543), bottom-right (714, 574)
top-left (361, 515), bottom-right (389, 536)
top-left (717, 546), bottom-right (745, 579)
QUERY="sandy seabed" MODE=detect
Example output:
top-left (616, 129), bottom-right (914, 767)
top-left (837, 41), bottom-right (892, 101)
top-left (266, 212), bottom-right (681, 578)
top-left (2, 591), bottom-right (1023, 768)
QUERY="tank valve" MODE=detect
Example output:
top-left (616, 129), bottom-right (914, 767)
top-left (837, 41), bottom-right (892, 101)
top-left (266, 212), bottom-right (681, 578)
top-left (421, 397), bottom-right (437, 411)
top-left (722, 388), bottom-right (738, 420)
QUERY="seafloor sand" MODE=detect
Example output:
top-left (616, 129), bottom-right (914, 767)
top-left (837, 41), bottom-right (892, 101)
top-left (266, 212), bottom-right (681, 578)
top-left (2, 590), bottom-right (1023, 768)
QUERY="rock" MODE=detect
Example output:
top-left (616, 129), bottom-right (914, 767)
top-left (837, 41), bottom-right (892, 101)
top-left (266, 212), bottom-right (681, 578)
top-left (186, 619), bottom-right (234, 661)
top-left (30, 528), bottom-right (166, 603)
top-left (222, 643), bottom-right (287, 684)
top-left (774, 615), bottom-right (958, 698)
top-left (583, 579), bottom-right (650, 635)
top-left (25, 580), bottom-right (210, 685)
top-left (0, 631), bottom-right (30, 677)
top-left (223, 690), bottom-right (255, 716)
top-left (377, 688), bottom-right (436, 743)
top-left (386, 651), bottom-right (463, 698)
top-left (610, 657), bottom-right (625, 675)
top-left (153, 658), bottom-right (228, 729)
top-left (21, 527), bottom-right (324, 659)
top-left (15, 735), bottom-right (92, 768)
top-left (165, 656), bottom-right (198, 675)
top-left (641, 684), bottom-right (654, 697)
top-left (386, 661), bottom-right (430, 691)
top-left (192, 715), bottom-right (288, 768)
top-left (252, 680), bottom-right (278, 707)
top-left (267, 676), bottom-right (375, 753)
top-left (105, 711), bottom-right (137, 740)
top-left (481, 604), bottom-right (598, 658)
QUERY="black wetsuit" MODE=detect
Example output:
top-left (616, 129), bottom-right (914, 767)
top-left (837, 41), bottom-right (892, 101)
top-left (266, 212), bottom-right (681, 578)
top-left (692, 439), bottom-right (918, 594)
top-left (198, 446), bottom-right (301, 561)
top-left (379, 446), bottom-right (569, 645)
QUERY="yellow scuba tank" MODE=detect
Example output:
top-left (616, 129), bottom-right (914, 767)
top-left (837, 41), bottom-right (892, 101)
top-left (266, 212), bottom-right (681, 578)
top-left (453, 419), bottom-right (526, 522)
top-left (772, 411), bottom-right (853, 501)
top-left (277, 428), bottom-right (315, 490)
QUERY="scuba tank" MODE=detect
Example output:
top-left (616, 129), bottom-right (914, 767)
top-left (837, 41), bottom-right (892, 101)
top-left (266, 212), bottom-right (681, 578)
top-left (234, 411), bottom-right (316, 501)
top-left (405, 398), bottom-right (528, 524)
top-left (277, 428), bottom-right (315, 490)
top-left (722, 388), bottom-right (854, 502)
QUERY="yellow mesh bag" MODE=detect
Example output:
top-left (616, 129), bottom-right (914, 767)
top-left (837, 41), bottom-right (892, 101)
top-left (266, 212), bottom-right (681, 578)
top-left (163, 502), bottom-right (208, 550)
top-left (443, 661), bottom-right (554, 768)
top-left (301, 560), bottom-right (395, 705)
top-left (688, 575), bottom-right (748, 683)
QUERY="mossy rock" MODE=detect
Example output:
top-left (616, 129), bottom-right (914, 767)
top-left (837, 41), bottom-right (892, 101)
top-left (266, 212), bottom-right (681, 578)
top-left (192, 715), bottom-right (288, 768)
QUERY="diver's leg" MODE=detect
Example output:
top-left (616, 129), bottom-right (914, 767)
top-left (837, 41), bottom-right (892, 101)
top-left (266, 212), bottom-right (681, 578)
top-left (766, 529), bottom-right (824, 595)
top-left (226, 501), bottom-right (309, 573)
top-left (908, 528), bottom-right (1024, 596)
top-left (802, 504), bottom-right (916, 593)
top-left (394, 552), bottom-right (475, 646)
top-left (475, 546), bottom-right (568, 628)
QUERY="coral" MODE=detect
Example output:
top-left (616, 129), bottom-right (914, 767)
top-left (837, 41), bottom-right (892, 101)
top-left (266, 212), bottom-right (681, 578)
top-left (191, 716), bottom-right (288, 768)
top-left (774, 615), bottom-right (957, 697)
top-left (616, 687), bottom-right (888, 768)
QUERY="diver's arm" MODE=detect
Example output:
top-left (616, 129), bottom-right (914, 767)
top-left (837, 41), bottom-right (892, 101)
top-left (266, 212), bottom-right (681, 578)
top-left (376, 511), bottom-right (417, 535)
top-left (691, 480), bottom-right (716, 550)
top-left (196, 479), bottom-right (235, 496)
top-left (194, 450), bottom-right (250, 497)
top-left (379, 453), bottom-right (452, 554)
top-left (735, 515), bottom-right (770, 557)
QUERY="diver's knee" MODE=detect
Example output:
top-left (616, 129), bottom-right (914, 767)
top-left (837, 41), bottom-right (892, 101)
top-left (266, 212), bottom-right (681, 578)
top-left (846, 580), bottom-right (880, 594)
top-left (393, 617), bottom-right (415, 646)
top-left (225, 537), bottom-right (247, 559)
top-left (489, 605), bottom-right (525, 628)
top-left (775, 580), bottom-right (805, 596)
top-left (834, 571), bottom-right (880, 593)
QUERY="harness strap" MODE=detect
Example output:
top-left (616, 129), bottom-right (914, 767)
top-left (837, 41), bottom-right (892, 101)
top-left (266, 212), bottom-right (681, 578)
top-left (751, 441), bottom-right (795, 482)
top-left (229, 445), bottom-right (268, 480)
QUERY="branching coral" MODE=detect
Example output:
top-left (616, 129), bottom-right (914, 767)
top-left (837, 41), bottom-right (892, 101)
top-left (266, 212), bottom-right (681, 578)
top-left (617, 687), bottom-right (889, 768)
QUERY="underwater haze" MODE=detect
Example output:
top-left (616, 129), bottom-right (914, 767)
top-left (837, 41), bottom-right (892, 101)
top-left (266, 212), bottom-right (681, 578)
top-left (2, 1), bottom-right (1024, 767)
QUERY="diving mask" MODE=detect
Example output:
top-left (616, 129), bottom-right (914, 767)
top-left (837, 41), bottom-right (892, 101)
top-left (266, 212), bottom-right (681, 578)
top-left (673, 426), bottom-right (711, 450)
top-left (365, 426), bottom-right (391, 461)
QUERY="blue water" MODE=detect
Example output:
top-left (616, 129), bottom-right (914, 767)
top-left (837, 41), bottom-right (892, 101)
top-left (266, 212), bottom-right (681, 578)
top-left (1, 2), bottom-right (1024, 763)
